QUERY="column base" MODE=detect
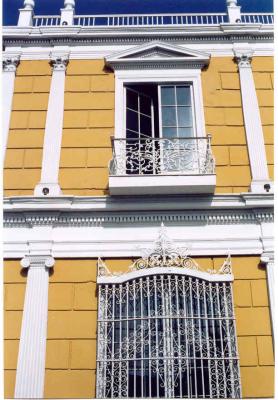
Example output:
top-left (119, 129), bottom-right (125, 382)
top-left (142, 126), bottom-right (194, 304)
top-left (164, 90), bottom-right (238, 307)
top-left (250, 180), bottom-right (273, 194)
top-left (34, 183), bottom-right (62, 196)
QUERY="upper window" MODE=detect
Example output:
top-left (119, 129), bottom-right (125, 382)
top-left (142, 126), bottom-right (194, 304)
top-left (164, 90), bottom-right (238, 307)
top-left (106, 41), bottom-right (216, 194)
top-left (126, 83), bottom-right (195, 141)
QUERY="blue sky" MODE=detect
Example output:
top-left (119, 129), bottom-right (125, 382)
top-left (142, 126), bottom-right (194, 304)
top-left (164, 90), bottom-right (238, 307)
top-left (3, 0), bottom-right (273, 25)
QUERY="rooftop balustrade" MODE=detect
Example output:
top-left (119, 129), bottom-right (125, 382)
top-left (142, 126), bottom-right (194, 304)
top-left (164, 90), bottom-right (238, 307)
top-left (32, 12), bottom-right (273, 27)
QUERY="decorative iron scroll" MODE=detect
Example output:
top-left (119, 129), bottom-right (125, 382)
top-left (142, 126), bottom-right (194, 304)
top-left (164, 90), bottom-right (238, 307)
top-left (97, 224), bottom-right (232, 277)
top-left (109, 137), bottom-right (215, 176)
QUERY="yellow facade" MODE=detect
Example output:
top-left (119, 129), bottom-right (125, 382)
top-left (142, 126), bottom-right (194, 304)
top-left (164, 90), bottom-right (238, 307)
top-left (4, 61), bottom-right (51, 196)
top-left (3, 56), bottom-right (273, 196)
top-left (4, 256), bottom-right (274, 398)
top-left (252, 57), bottom-right (274, 180)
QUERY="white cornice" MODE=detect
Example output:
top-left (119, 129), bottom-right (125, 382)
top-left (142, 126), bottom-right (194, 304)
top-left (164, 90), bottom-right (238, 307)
top-left (3, 193), bottom-right (274, 212)
top-left (3, 193), bottom-right (274, 230)
top-left (3, 208), bottom-right (274, 228)
top-left (3, 42), bottom-right (273, 61)
top-left (2, 24), bottom-right (273, 50)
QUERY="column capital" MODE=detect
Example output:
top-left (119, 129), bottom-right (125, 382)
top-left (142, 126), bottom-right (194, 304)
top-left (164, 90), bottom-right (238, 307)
top-left (3, 55), bottom-right (20, 72)
top-left (50, 55), bottom-right (69, 71)
top-left (260, 251), bottom-right (274, 266)
top-left (234, 51), bottom-right (253, 68)
top-left (20, 255), bottom-right (55, 269)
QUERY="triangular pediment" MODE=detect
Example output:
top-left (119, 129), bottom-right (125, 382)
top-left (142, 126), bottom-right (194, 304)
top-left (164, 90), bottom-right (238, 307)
top-left (105, 41), bottom-right (210, 70)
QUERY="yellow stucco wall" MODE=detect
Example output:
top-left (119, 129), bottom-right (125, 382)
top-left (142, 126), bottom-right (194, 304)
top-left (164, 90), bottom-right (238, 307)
top-left (4, 61), bottom-right (51, 197)
top-left (3, 56), bottom-right (273, 196)
top-left (201, 57), bottom-right (251, 193)
top-left (59, 60), bottom-right (114, 196)
top-left (4, 256), bottom-right (274, 398)
top-left (252, 57), bottom-right (274, 180)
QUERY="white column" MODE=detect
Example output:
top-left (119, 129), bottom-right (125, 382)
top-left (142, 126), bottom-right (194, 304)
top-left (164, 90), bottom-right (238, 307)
top-left (18, 0), bottom-right (34, 27)
top-left (34, 50), bottom-right (69, 196)
top-left (2, 55), bottom-right (20, 164)
top-left (234, 47), bottom-right (272, 193)
top-left (61, 0), bottom-right (75, 26)
top-left (14, 255), bottom-right (55, 399)
top-left (260, 252), bottom-right (275, 338)
top-left (226, 0), bottom-right (241, 23)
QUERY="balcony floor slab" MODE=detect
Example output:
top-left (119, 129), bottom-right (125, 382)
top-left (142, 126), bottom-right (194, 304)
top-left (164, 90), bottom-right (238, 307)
top-left (109, 174), bottom-right (216, 195)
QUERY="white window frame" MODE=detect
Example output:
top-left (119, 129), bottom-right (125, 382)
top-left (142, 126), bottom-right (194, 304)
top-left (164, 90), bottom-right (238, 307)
top-left (114, 69), bottom-right (206, 140)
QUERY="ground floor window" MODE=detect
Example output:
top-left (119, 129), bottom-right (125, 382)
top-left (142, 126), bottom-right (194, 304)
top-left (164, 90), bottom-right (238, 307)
top-left (96, 274), bottom-right (241, 398)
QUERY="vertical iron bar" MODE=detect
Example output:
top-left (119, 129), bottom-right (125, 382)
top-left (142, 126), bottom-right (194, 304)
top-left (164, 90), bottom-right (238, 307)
top-left (196, 279), bottom-right (205, 398)
top-left (154, 276), bottom-right (160, 396)
top-left (111, 284), bottom-right (116, 398)
top-left (147, 277), bottom-right (151, 398)
top-left (189, 277), bottom-right (197, 398)
top-left (223, 283), bottom-right (236, 398)
top-left (216, 282), bottom-right (227, 398)
top-left (175, 275), bottom-right (182, 398)
top-left (182, 276), bottom-right (190, 398)
top-left (203, 281), bottom-right (212, 398)
top-left (209, 282), bottom-right (220, 398)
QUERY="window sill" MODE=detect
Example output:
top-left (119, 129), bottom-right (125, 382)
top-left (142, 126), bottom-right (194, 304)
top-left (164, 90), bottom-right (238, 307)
top-left (109, 174), bottom-right (216, 195)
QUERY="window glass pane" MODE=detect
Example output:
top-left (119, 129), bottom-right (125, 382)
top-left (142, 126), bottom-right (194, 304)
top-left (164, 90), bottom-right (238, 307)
top-left (162, 106), bottom-right (176, 126)
top-left (177, 107), bottom-right (192, 126)
top-left (177, 86), bottom-right (191, 105)
top-left (126, 129), bottom-right (139, 139)
top-left (161, 86), bottom-right (175, 105)
top-left (140, 114), bottom-right (152, 136)
top-left (126, 89), bottom-right (138, 111)
top-left (163, 127), bottom-right (177, 138)
top-left (178, 127), bottom-right (193, 137)
top-left (126, 109), bottom-right (139, 132)
top-left (140, 95), bottom-right (152, 116)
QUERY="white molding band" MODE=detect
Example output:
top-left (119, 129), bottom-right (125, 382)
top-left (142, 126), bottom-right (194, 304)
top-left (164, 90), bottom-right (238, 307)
top-left (234, 45), bottom-right (272, 193)
top-left (14, 254), bottom-right (55, 399)
top-left (2, 54), bottom-right (20, 164)
top-left (34, 49), bottom-right (69, 196)
top-left (260, 251), bottom-right (275, 337)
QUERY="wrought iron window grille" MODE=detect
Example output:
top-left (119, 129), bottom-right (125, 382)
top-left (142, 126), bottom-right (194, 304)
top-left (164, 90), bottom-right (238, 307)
top-left (96, 225), bottom-right (241, 398)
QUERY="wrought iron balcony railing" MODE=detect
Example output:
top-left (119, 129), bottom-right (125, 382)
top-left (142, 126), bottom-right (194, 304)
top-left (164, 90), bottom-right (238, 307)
top-left (32, 12), bottom-right (273, 27)
top-left (109, 136), bottom-right (215, 177)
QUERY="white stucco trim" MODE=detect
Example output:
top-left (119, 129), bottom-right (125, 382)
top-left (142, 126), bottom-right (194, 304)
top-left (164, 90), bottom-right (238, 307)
top-left (3, 192), bottom-right (274, 211)
top-left (97, 266), bottom-right (234, 284)
top-left (260, 251), bottom-right (275, 337)
top-left (234, 44), bottom-right (272, 194)
top-left (34, 48), bottom-right (69, 197)
top-left (3, 212), bottom-right (273, 259)
top-left (109, 174), bottom-right (216, 195)
top-left (14, 253), bottom-right (54, 399)
top-left (2, 53), bottom-right (20, 164)
top-left (3, 43), bottom-right (274, 61)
